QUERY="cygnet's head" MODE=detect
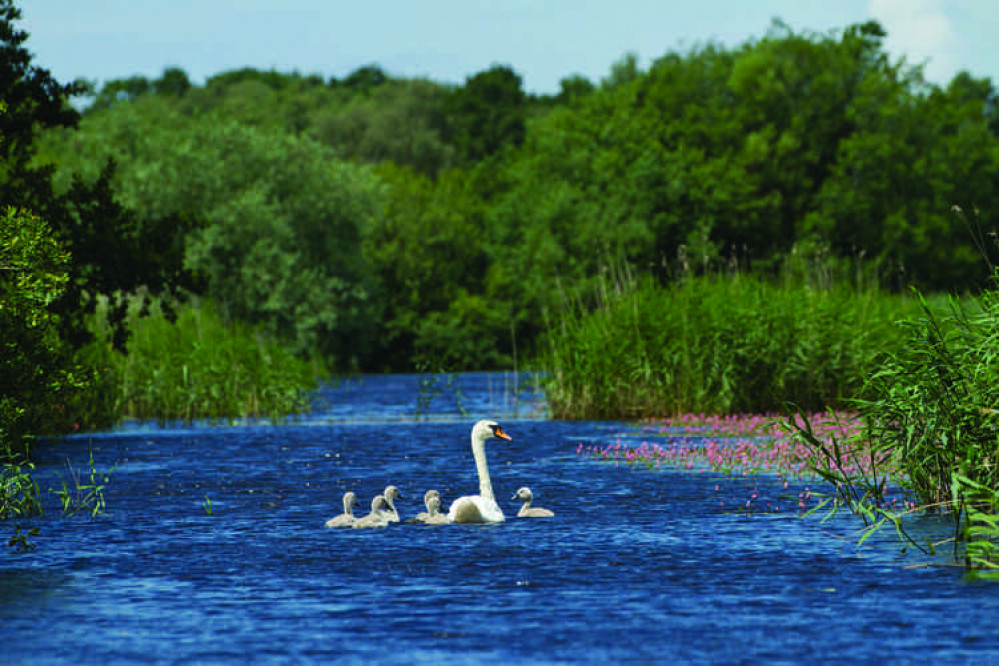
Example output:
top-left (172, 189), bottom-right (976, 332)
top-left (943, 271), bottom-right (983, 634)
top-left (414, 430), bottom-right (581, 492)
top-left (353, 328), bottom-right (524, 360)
top-left (383, 485), bottom-right (402, 502)
top-left (426, 495), bottom-right (443, 515)
top-left (343, 491), bottom-right (359, 510)
top-left (423, 489), bottom-right (440, 507)
top-left (512, 487), bottom-right (534, 502)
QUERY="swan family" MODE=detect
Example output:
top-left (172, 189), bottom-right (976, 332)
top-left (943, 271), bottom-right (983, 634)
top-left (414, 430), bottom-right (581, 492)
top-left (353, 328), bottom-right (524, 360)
top-left (324, 420), bottom-right (554, 528)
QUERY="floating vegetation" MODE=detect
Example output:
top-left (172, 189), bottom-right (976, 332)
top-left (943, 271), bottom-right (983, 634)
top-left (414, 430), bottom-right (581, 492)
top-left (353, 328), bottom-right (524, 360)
top-left (578, 412), bottom-right (863, 479)
top-left (577, 412), bottom-right (922, 518)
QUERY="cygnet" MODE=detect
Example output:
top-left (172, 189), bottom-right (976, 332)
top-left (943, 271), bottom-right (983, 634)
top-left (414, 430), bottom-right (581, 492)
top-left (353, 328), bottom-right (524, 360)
top-left (512, 486), bottom-right (554, 518)
top-left (325, 491), bottom-right (359, 528)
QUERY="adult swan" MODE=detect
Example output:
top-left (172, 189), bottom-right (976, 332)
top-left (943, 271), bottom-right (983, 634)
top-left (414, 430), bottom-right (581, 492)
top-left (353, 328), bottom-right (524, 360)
top-left (447, 420), bottom-right (512, 524)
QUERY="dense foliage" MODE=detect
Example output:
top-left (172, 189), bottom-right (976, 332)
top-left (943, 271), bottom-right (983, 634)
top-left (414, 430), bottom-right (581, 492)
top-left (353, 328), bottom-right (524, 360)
top-left (783, 270), bottom-right (999, 576)
top-left (36, 18), bottom-right (999, 376)
top-left (0, 207), bottom-right (80, 450)
top-left (87, 299), bottom-right (320, 424)
top-left (49, 104), bottom-right (383, 368)
top-left (0, 0), bottom-right (318, 449)
top-left (544, 269), bottom-right (924, 419)
top-left (5, 0), bottom-right (999, 559)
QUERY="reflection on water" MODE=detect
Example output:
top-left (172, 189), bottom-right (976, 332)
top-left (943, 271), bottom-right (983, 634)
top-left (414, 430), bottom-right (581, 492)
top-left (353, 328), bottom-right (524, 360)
top-left (4, 373), bottom-right (999, 664)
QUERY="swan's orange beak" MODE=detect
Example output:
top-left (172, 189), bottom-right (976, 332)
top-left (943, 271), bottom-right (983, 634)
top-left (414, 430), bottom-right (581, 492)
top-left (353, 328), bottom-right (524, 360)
top-left (494, 426), bottom-right (512, 441)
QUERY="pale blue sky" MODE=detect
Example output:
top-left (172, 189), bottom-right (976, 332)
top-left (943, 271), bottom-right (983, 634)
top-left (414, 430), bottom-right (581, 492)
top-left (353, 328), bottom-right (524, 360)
top-left (20, 1), bottom-right (999, 94)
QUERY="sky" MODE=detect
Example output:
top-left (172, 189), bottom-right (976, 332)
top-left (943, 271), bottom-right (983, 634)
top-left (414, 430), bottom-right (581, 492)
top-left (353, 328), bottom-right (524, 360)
top-left (19, 1), bottom-right (999, 96)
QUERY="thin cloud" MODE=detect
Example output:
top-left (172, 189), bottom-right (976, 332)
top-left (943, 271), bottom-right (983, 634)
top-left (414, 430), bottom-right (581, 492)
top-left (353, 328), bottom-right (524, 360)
top-left (868, 0), bottom-right (960, 82)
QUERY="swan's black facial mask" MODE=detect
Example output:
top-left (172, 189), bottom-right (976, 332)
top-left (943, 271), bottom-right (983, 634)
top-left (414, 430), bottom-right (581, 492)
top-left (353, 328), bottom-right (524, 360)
top-left (491, 425), bottom-right (512, 441)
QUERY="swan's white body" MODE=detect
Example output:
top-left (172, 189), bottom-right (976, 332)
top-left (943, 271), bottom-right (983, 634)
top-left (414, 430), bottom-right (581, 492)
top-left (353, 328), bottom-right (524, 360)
top-left (419, 496), bottom-right (451, 525)
top-left (512, 486), bottom-right (554, 518)
top-left (381, 485), bottom-right (402, 522)
top-left (447, 420), bottom-right (512, 524)
top-left (352, 495), bottom-right (391, 529)
top-left (325, 491), bottom-right (359, 528)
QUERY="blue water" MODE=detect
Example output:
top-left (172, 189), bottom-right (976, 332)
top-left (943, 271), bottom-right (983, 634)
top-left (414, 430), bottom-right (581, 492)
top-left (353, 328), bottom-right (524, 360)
top-left (4, 372), bottom-right (999, 664)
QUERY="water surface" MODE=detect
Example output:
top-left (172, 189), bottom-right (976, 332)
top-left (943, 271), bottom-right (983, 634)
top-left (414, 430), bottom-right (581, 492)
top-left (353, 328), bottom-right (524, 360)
top-left (4, 373), bottom-right (997, 664)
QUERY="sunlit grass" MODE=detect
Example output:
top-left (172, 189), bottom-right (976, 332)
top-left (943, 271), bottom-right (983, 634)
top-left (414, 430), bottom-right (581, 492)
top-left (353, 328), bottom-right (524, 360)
top-left (544, 272), bottom-right (924, 419)
top-left (79, 296), bottom-right (322, 425)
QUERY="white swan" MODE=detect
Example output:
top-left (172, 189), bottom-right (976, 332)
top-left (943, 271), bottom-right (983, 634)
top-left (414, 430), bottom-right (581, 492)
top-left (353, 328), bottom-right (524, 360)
top-left (408, 489), bottom-right (441, 523)
top-left (325, 491), bottom-right (360, 528)
top-left (512, 486), bottom-right (554, 518)
top-left (382, 485), bottom-right (402, 522)
top-left (420, 495), bottom-right (450, 525)
top-left (352, 495), bottom-right (391, 529)
top-left (447, 420), bottom-right (512, 524)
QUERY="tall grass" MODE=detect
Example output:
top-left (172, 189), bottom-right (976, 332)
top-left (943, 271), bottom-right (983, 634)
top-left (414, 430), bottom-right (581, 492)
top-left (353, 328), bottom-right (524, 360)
top-left (543, 270), bottom-right (923, 419)
top-left (76, 298), bottom-right (321, 425)
top-left (834, 287), bottom-right (999, 574)
top-left (854, 291), bottom-right (999, 508)
top-left (779, 277), bottom-right (999, 575)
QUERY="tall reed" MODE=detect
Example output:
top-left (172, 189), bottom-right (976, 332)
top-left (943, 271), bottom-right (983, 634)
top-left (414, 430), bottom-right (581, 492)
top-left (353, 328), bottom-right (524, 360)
top-left (782, 279), bottom-right (999, 575)
top-left (543, 271), bottom-right (922, 420)
top-left (79, 298), bottom-right (321, 424)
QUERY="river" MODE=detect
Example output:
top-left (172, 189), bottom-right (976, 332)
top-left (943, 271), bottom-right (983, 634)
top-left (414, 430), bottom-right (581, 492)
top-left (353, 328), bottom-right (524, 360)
top-left (3, 372), bottom-right (997, 664)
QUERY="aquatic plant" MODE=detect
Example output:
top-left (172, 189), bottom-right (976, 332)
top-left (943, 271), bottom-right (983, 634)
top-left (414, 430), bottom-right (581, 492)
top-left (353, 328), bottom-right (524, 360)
top-left (544, 273), bottom-right (922, 419)
top-left (7, 524), bottom-right (39, 553)
top-left (52, 446), bottom-right (114, 518)
top-left (578, 411), bottom-right (865, 481)
top-left (578, 411), bottom-right (927, 524)
top-left (1, 452), bottom-right (44, 552)
top-left (775, 278), bottom-right (999, 575)
top-left (84, 297), bottom-right (321, 424)
top-left (0, 453), bottom-right (43, 521)
top-left (855, 286), bottom-right (999, 575)
top-left (414, 360), bottom-right (468, 420)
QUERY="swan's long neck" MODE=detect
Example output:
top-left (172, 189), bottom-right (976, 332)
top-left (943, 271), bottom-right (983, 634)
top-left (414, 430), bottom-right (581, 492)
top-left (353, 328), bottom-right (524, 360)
top-left (471, 434), bottom-right (494, 501)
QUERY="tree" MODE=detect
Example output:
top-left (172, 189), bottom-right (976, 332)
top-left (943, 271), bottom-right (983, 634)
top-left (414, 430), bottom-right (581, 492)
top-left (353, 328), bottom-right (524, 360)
top-left (1, 1), bottom-right (195, 430)
top-left (556, 74), bottom-right (595, 105)
top-left (87, 74), bottom-right (151, 111)
top-left (0, 0), bottom-right (86, 208)
top-left (447, 65), bottom-right (527, 164)
top-left (341, 64), bottom-right (388, 93)
top-left (364, 163), bottom-right (500, 369)
top-left (0, 207), bottom-right (81, 453)
top-left (310, 78), bottom-right (454, 178)
top-left (153, 66), bottom-right (191, 97)
top-left (601, 52), bottom-right (642, 89)
top-left (48, 102), bottom-right (384, 369)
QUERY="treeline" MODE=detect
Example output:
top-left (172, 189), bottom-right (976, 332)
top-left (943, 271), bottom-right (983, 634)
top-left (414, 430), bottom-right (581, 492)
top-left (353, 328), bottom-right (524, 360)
top-left (6, 4), bottom-right (999, 452)
top-left (0, 0), bottom-right (317, 459)
top-left (36, 19), bottom-right (999, 380)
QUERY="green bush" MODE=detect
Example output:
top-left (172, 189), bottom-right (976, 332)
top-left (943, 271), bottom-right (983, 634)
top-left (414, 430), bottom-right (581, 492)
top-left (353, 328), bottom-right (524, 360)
top-left (0, 207), bottom-right (83, 452)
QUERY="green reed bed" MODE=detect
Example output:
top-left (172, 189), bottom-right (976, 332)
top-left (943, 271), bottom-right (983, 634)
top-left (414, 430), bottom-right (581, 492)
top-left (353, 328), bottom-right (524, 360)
top-left (827, 287), bottom-right (999, 575)
top-left (86, 299), bottom-right (320, 424)
top-left (545, 274), bottom-right (922, 420)
top-left (574, 278), bottom-right (999, 575)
